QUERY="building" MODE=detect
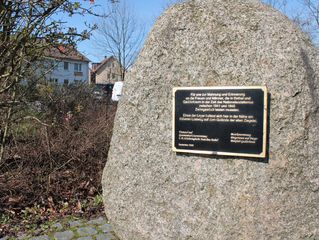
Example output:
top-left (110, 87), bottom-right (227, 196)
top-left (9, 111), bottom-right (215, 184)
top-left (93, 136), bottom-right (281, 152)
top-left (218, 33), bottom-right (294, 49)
top-left (90, 56), bottom-right (122, 86)
top-left (44, 46), bottom-right (90, 85)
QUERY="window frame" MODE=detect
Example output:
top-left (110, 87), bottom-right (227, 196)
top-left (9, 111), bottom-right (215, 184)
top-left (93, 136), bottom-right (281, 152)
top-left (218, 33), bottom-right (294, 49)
top-left (64, 62), bottom-right (69, 70)
top-left (74, 63), bottom-right (82, 72)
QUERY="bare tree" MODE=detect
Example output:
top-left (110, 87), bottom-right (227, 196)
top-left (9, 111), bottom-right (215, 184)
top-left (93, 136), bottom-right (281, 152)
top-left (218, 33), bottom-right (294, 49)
top-left (296, 0), bottom-right (319, 42)
top-left (303, 0), bottom-right (319, 26)
top-left (0, 0), bottom-right (106, 164)
top-left (94, 1), bottom-right (145, 81)
top-left (262, 0), bottom-right (319, 44)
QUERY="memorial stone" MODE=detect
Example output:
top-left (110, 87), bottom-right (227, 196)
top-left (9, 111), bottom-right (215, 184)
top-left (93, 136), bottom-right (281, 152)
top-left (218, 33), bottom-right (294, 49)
top-left (102, 0), bottom-right (319, 239)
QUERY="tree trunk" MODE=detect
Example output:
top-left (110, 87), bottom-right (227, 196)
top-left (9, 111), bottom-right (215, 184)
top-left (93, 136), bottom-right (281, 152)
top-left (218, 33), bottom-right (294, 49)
top-left (0, 87), bottom-right (16, 164)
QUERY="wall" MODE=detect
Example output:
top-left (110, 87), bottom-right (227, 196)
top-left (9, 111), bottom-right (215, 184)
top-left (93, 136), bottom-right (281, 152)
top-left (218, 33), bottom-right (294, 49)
top-left (46, 59), bottom-right (89, 84)
top-left (95, 58), bottom-right (122, 85)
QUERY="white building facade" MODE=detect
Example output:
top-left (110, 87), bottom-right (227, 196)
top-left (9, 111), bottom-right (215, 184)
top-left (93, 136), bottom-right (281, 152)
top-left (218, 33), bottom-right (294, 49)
top-left (46, 59), bottom-right (90, 85)
top-left (44, 46), bottom-right (90, 85)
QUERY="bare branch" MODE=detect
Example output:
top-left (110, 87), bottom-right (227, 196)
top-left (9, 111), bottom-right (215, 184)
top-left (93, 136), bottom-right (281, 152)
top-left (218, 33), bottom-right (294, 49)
top-left (14, 116), bottom-right (52, 127)
top-left (93, 0), bottom-right (146, 81)
top-left (0, 0), bottom-right (114, 163)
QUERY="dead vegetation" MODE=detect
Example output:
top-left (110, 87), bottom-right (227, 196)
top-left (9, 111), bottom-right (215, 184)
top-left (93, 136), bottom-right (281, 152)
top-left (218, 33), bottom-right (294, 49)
top-left (0, 85), bottom-right (117, 237)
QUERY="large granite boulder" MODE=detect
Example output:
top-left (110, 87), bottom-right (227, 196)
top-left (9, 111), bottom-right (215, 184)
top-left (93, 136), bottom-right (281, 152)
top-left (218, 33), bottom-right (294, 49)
top-left (102, 0), bottom-right (319, 239)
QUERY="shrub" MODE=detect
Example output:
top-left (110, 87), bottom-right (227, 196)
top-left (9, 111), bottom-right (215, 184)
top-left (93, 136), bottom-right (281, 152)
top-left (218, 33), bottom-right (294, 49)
top-left (0, 83), bottom-right (116, 217)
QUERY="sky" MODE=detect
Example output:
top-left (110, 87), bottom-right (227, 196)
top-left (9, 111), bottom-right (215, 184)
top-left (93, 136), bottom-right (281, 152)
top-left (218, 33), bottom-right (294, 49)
top-left (63, 0), bottom-right (308, 63)
top-left (62, 0), bottom-right (170, 63)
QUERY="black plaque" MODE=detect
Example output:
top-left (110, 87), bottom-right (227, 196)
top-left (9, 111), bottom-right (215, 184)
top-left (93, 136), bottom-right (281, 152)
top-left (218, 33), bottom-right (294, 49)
top-left (173, 86), bottom-right (267, 158)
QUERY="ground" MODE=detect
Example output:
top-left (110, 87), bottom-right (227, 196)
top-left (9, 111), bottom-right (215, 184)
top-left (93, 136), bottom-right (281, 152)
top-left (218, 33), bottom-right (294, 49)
top-left (1, 214), bottom-right (119, 240)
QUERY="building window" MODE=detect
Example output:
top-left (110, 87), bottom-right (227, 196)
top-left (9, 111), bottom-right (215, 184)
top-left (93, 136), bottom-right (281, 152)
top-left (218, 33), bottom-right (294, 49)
top-left (64, 79), bottom-right (69, 85)
top-left (49, 78), bottom-right (58, 84)
top-left (74, 63), bottom-right (82, 72)
top-left (64, 62), bottom-right (69, 70)
top-left (112, 73), bottom-right (115, 79)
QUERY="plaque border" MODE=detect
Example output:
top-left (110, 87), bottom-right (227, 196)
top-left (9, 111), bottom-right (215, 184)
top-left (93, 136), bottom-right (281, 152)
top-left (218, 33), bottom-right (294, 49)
top-left (172, 86), bottom-right (268, 158)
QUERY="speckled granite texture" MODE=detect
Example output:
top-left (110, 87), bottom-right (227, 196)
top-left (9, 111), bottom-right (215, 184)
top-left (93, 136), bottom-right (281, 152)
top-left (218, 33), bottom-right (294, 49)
top-left (102, 0), bottom-right (319, 239)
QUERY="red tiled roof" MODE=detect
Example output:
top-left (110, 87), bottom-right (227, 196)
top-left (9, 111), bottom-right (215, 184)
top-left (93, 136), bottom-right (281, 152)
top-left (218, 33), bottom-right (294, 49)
top-left (46, 45), bottom-right (90, 62)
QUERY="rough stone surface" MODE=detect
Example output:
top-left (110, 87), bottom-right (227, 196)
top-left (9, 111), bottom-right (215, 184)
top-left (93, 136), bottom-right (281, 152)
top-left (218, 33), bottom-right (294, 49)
top-left (102, 0), bottom-right (319, 239)
top-left (95, 234), bottom-right (113, 240)
top-left (68, 220), bottom-right (83, 228)
top-left (98, 224), bottom-right (112, 233)
top-left (53, 230), bottom-right (74, 240)
top-left (17, 234), bottom-right (30, 240)
top-left (76, 237), bottom-right (93, 240)
top-left (29, 236), bottom-right (50, 240)
top-left (87, 217), bottom-right (106, 225)
top-left (17, 234), bottom-right (28, 239)
top-left (3, 215), bottom-right (118, 240)
top-left (76, 227), bottom-right (98, 237)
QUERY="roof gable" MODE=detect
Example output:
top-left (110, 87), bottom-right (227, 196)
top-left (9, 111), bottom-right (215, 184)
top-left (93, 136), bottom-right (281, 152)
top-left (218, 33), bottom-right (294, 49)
top-left (92, 56), bottom-right (118, 74)
top-left (46, 45), bottom-right (90, 62)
